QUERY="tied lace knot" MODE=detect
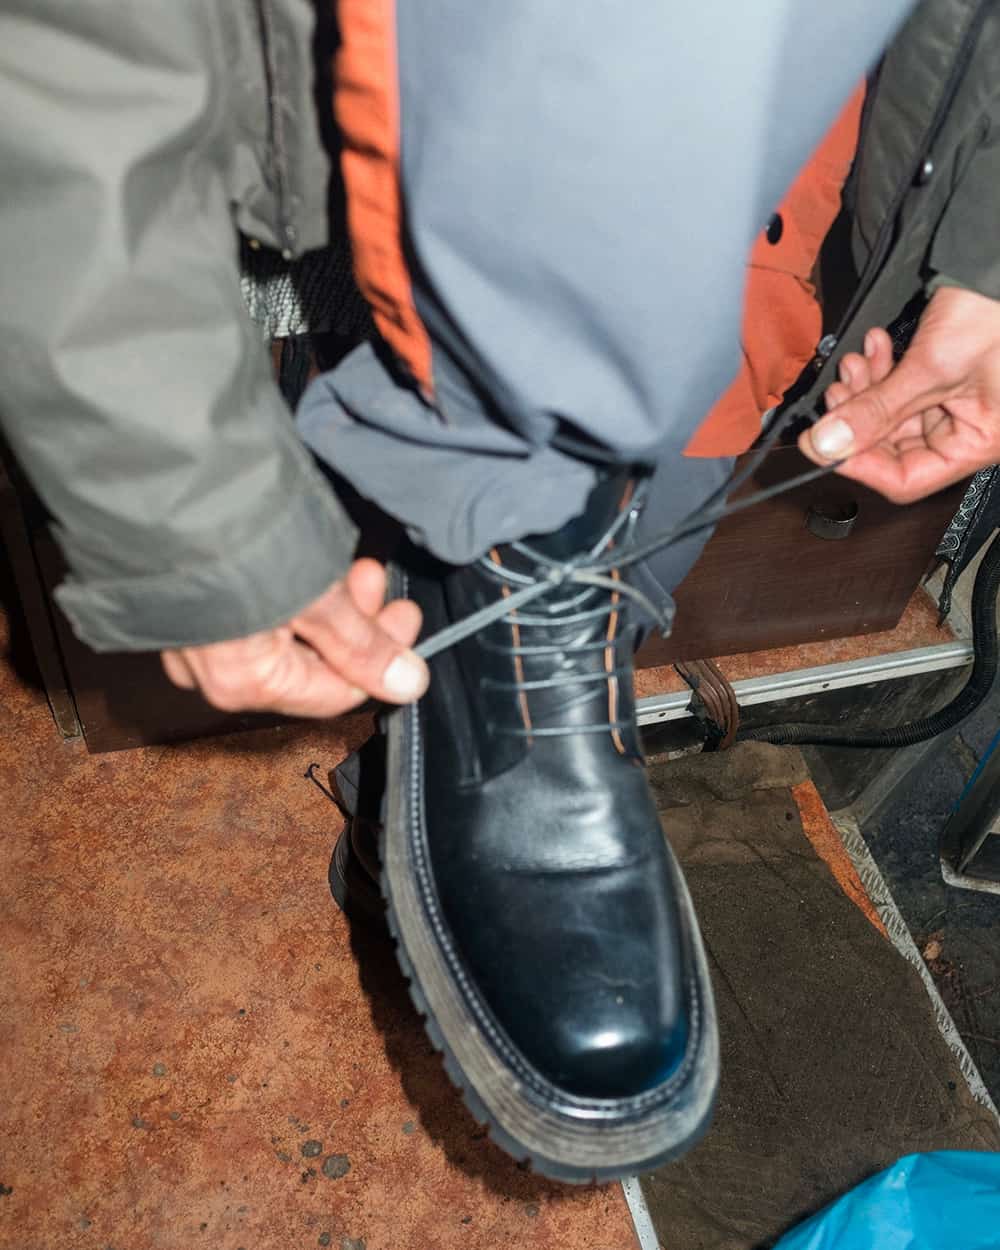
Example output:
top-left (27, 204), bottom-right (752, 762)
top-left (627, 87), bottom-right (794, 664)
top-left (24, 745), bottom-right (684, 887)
top-left (414, 492), bottom-right (669, 663)
top-left (413, 414), bottom-right (842, 665)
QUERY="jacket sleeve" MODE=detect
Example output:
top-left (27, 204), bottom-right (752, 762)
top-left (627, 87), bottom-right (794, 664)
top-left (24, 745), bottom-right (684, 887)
top-left (928, 104), bottom-right (1000, 300)
top-left (0, 1), bottom-right (356, 652)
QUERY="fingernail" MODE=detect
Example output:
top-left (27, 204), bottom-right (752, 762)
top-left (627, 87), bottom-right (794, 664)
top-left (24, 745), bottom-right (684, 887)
top-left (864, 332), bottom-right (876, 359)
top-left (383, 652), bottom-right (429, 701)
top-left (838, 360), bottom-right (852, 386)
top-left (811, 417), bottom-right (854, 459)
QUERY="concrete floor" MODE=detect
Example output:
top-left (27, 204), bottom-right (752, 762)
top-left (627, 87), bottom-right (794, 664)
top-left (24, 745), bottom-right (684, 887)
top-left (861, 682), bottom-right (1000, 1102)
top-left (638, 749), bottom-right (999, 1249)
top-left (846, 550), bottom-right (1000, 1105)
top-left (0, 600), bottom-right (640, 1250)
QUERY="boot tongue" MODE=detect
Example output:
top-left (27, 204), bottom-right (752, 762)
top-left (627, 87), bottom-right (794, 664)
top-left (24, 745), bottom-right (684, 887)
top-left (482, 470), bottom-right (637, 736)
top-left (520, 471), bottom-right (632, 564)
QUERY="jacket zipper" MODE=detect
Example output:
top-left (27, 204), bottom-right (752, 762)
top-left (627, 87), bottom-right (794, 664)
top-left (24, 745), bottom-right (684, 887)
top-left (811, 0), bottom-right (993, 372)
top-left (256, 0), bottom-right (296, 258)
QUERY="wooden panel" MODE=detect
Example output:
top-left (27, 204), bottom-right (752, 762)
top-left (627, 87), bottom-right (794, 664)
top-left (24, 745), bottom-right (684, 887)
top-left (636, 446), bottom-right (965, 667)
top-left (0, 459), bottom-right (81, 738)
top-left (31, 533), bottom-right (286, 753)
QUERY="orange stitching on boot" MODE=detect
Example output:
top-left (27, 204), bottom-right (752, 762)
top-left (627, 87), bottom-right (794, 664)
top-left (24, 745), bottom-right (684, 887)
top-left (490, 548), bottom-right (533, 739)
top-left (605, 566), bottom-right (626, 755)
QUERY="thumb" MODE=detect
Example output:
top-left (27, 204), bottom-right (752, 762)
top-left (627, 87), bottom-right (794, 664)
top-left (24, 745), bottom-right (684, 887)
top-left (804, 351), bottom-right (946, 463)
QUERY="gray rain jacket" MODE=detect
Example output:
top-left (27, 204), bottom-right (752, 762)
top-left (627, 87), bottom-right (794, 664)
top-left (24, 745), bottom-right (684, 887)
top-left (0, 0), bottom-right (356, 649)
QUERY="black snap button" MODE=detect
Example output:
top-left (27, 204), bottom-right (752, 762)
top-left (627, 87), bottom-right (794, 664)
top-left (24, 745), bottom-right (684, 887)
top-left (766, 212), bottom-right (784, 245)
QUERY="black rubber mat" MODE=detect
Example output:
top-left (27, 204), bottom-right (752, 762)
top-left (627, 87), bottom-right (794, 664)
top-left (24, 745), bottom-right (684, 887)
top-left (641, 744), bottom-right (1000, 1250)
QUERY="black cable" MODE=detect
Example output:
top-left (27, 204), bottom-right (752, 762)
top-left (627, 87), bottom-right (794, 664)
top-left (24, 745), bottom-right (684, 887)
top-left (739, 528), bottom-right (1000, 748)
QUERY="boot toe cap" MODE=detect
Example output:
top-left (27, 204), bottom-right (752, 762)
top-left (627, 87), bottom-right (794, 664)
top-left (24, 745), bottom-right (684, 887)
top-left (543, 1002), bottom-right (690, 1099)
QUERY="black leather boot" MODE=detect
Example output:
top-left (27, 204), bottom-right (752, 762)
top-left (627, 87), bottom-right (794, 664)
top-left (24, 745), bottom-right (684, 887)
top-left (328, 735), bottom-right (385, 923)
top-left (382, 473), bottom-right (718, 1181)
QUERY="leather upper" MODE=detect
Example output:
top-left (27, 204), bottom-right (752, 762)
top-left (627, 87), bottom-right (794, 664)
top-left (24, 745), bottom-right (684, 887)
top-left (405, 478), bottom-right (697, 1099)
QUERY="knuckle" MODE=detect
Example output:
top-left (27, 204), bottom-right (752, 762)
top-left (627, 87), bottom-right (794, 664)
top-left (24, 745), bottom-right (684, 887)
top-left (918, 339), bottom-right (951, 379)
top-left (201, 668), bottom-right (272, 712)
top-left (885, 483), bottom-right (915, 506)
top-left (339, 620), bottom-right (385, 670)
top-left (866, 391), bottom-right (893, 425)
top-left (201, 683), bottom-right (248, 712)
top-left (854, 394), bottom-right (896, 445)
top-left (349, 627), bottom-right (381, 664)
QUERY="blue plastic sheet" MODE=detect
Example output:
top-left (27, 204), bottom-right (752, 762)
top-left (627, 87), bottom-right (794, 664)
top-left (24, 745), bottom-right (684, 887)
top-left (774, 1152), bottom-right (1000, 1250)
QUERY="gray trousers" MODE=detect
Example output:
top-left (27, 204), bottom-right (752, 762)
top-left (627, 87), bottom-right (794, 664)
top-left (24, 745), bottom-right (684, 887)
top-left (299, 1), bottom-right (913, 625)
top-left (299, 342), bottom-right (733, 628)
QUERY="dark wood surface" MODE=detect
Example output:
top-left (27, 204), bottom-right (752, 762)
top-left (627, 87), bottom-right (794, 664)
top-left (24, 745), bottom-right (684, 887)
top-left (0, 459), bottom-right (81, 738)
top-left (30, 532), bottom-right (285, 753)
top-left (636, 446), bottom-right (964, 667)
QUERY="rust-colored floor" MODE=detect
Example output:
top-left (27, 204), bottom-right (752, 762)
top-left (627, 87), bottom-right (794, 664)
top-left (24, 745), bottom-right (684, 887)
top-left (0, 609), bottom-right (639, 1249)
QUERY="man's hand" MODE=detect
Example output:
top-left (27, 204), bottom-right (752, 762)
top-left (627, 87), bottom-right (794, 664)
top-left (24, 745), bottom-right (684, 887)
top-left (161, 558), bottom-right (428, 717)
top-left (800, 286), bottom-right (1000, 502)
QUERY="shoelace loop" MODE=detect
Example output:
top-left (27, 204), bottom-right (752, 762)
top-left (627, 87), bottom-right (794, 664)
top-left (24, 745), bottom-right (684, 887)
top-left (413, 456), bottom-right (840, 664)
top-left (414, 550), bottom-right (668, 663)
